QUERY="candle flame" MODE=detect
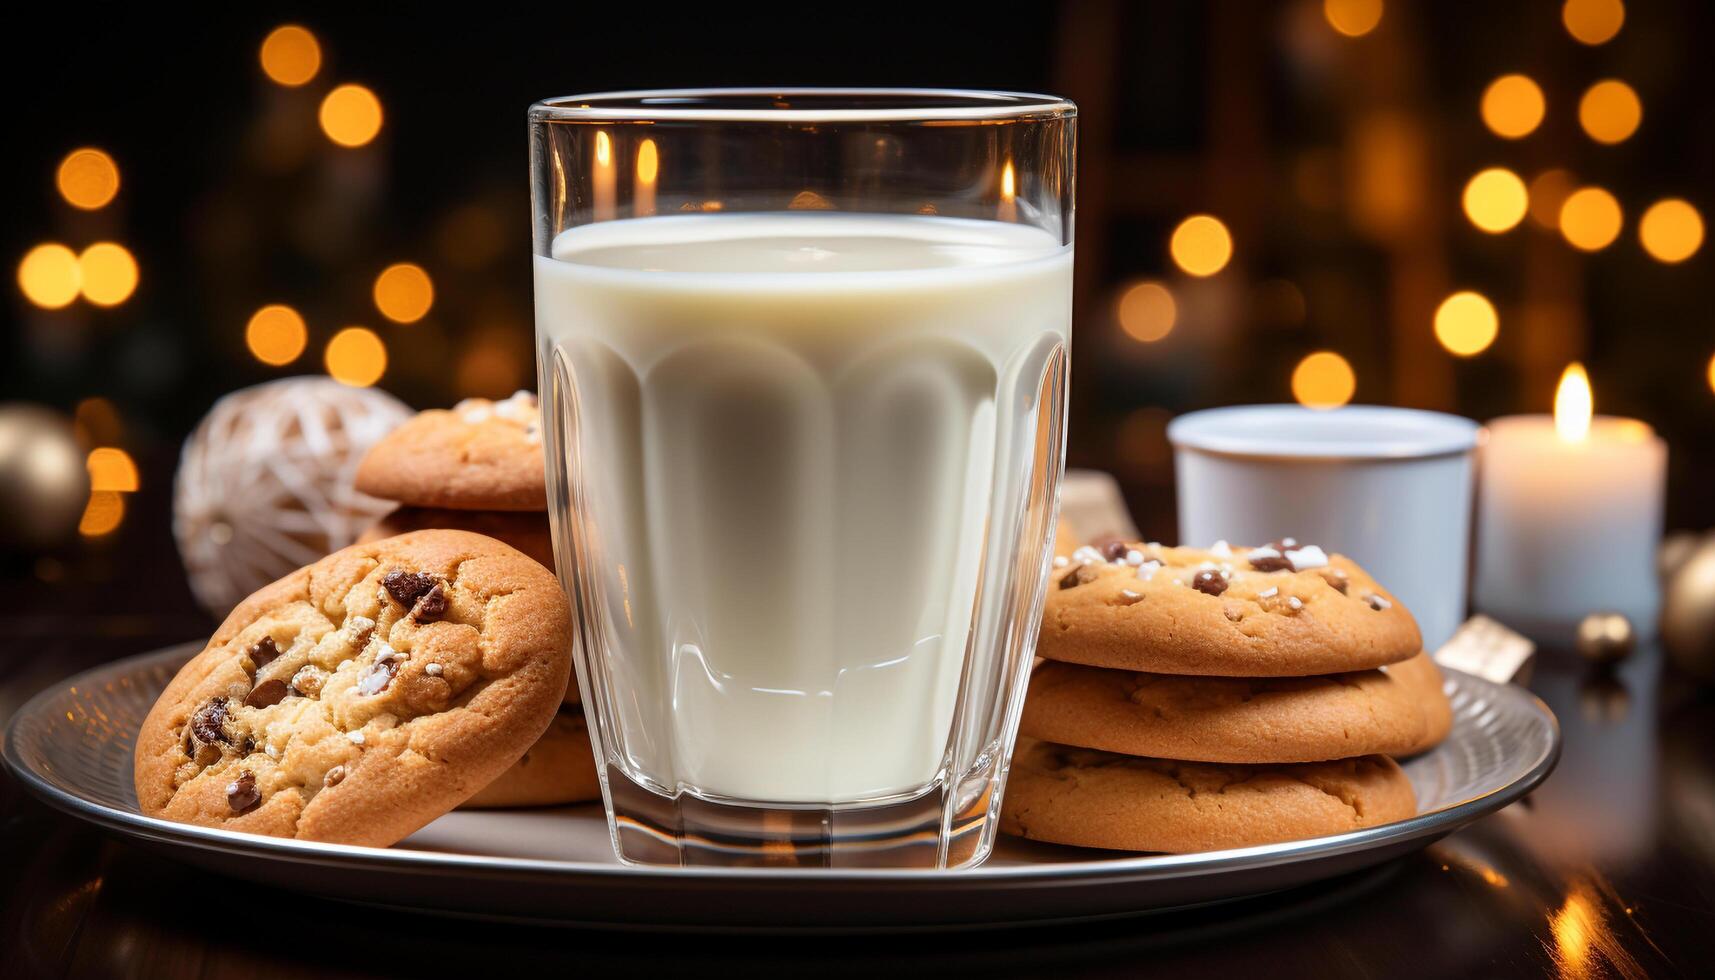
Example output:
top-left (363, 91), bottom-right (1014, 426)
top-left (1001, 161), bottom-right (1016, 203)
top-left (595, 130), bottom-right (611, 168)
top-left (635, 139), bottom-right (658, 184)
top-left (1555, 362), bottom-right (1593, 442)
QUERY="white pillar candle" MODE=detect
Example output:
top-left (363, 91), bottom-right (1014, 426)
top-left (1474, 365), bottom-right (1667, 639)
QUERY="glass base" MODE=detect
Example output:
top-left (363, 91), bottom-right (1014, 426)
top-left (602, 766), bottom-right (998, 869)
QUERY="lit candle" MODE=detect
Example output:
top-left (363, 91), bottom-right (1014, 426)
top-left (998, 160), bottom-right (1017, 222)
top-left (1474, 364), bottom-right (1667, 639)
top-left (635, 138), bottom-right (658, 217)
top-left (593, 130), bottom-right (616, 221)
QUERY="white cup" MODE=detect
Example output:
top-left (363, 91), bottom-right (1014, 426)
top-left (1168, 404), bottom-right (1480, 650)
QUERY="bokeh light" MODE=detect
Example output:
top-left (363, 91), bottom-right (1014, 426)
top-left (1578, 80), bottom-right (1641, 145)
top-left (246, 305), bottom-right (309, 366)
top-left (1560, 186), bottom-right (1623, 252)
top-left (260, 25), bottom-right (321, 86)
top-left (324, 327), bottom-right (387, 387)
top-left (373, 263), bottom-right (434, 323)
top-left (78, 491), bottom-right (125, 538)
top-left (1291, 351), bottom-right (1356, 409)
top-left (17, 244), bottom-right (82, 309)
top-left (1116, 280), bottom-right (1177, 342)
top-left (56, 148), bottom-right (120, 210)
top-left (1480, 75), bottom-right (1545, 139)
top-left (86, 447), bottom-right (140, 492)
top-left (1562, 0), bottom-right (1624, 45)
top-left (1434, 291), bottom-right (1499, 357)
top-left (77, 242), bottom-right (138, 306)
top-left (319, 84), bottom-right (383, 147)
top-left (1324, 0), bottom-right (1383, 37)
top-left (1462, 168), bottom-right (1528, 233)
top-left (1528, 169), bottom-right (1577, 229)
top-left (74, 397), bottom-right (123, 446)
top-left (1708, 353), bottom-right (1715, 396)
top-left (1169, 215), bottom-right (1233, 277)
top-left (1638, 199), bottom-right (1704, 264)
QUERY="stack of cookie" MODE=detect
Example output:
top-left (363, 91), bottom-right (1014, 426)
top-left (1001, 537), bottom-right (1450, 854)
top-left (351, 392), bottom-right (599, 809)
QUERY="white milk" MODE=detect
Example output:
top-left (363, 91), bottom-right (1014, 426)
top-left (535, 213), bottom-right (1071, 803)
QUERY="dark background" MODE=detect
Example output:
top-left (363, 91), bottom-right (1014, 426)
top-left (4, 0), bottom-right (1713, 610)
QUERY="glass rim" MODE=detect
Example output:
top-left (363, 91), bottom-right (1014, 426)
top-left (529, 87), bottom-right (1077, 123)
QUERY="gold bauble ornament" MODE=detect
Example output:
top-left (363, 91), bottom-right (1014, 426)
top-left (1660, 531), bottom-right (1703, 580)
top-left (1575, 611), bottom-right (1635, 666)
top-left (0, 403), bottom-right (91, 550)
top-left (1662, 536), bottom-right (1715, 683)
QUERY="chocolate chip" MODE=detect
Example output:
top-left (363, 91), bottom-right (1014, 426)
top-left (244, 678), bottom-right (289, 709)
top-left (249, 636), bottom-right (280, 668)
top-left (226, 770), bottom-right (260, 814)
top-left (1320, 568), bottom-right (1350, 594)
top-left (1192, 569), bottom-right (1229, 596)
top-left (1090, 534), bottom-right (1131, 563)
top-left (190, 698), bottom-right (231, 745)
top-left (1249, 553), bottom-right (1294, 573)
top-left (1060, 565), bottom-right (1097, 589)
top-left (412, 582), bottom-right (448, 622)
top-left (382, 570), bottom-right (440, 608)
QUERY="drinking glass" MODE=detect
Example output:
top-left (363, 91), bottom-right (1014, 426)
top-left (530, 89), bottom-right (1075, 868)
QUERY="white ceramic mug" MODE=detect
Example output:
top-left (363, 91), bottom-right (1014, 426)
top-left (1168, 404), bottom-right (1480, 650)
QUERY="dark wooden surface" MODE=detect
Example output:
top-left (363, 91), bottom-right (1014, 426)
top-left (2, 479), bottom-right (1713, 976)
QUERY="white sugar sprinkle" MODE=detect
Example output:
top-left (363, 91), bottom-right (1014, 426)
top-left (347, 730), bottom-right (366, 745)
top-left (1052, 556), bottom-right (1070, 568)
top-left (1365, 593), bottom-right (1392, 610)
top-left (1137, 560), bottom-right (1161, 581)
top-left (425, 662), bottom-right (443, 677)
top-left (1210, 540), bottom-right (1233, 558)
top-left (1125, 549), bottom-right (1145, 566)
top-left (1071, 546), bottom-right (1105, 565)
top-left (1288, 596), bottom-right (1304, 611)
top-left (1284, 545), bottom-right (1329, 570)
top-left (1258, 586), bottom-right (1279, 598)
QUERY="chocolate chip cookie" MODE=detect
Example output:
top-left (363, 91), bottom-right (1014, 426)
top-left (999, 738), bottom-right (1416, 853)
top-left (355, 391), bottom-right (546, 511)
top-left (1019, 652), bottom-right (1451, 764)
top-left (134, 529), bottom-right (573, 846)
top-left (459, 708), bottom-right (600, 808)
top-left (1040, 538), bottom-right (1421, 676)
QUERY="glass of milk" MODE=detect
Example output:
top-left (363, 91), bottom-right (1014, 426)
top-left (529, 90), bottom-right (1075, 868)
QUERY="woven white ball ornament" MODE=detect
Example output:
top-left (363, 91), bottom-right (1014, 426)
top-left (174, 378), bottom-right (411, 616)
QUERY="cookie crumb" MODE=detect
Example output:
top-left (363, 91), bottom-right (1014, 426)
top-left (290, 664), bottom-right (327, 697)
top-left (324, 765), bottom-right (347, 787)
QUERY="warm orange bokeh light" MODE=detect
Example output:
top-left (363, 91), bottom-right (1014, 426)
top-left (74, 397), bottom-right (123, 446)
top-left (260, 25), bottom-right (321, 86)
top-left (1324, 0), bottom-right (1383, 37)
top-left (1555, 363), bottom-right (1593, 442)
top-left (1170, 215), bottom-right (1233, 277)
top-left (87, 447), bottom-right (140, 492)
top-left (1562, 0), bottom-right (1624, 45)
top-left (78, 243), bottom-right (138, 307)
top-left (324, 327), bottom-right (387, 387)
top-left (636, 139), bottom-right (659, 184)
top-left (1560, 187), bottom-right (1623, 252)
top-left (1480, 75), bottom-right (1545, 139)
top-left (1292, 351), bottom-right (1356, 410)
top-left (1462, 168), bottom-right (1528, 233)
top-left (1638, 199), bottom-right (1704, 264)
top-left (1528, 169), bottom-right (1577, 229)
top-left (1116, 281), bottom-right (1177, 343)
top-left (18, 244), bottom-right (82, 309)
top-left (372, 263), bottom-right (434, 323)
top-left (246, 305), bottom-right (309, 366)
top-left (319, 84), bottom-right (383, 147)
top-left (56, 148), bottom-right (120, 210)
top-left (1434, 291), bottom-right (1499, 357)
top-left (1578, 80), bottom-right (1641, 145)
top-left (78, 491), bottom-right (125, 537)
top-left (1707, 353), bottom-right (1715, 396)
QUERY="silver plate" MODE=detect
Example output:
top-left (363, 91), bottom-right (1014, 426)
top-left (3, 643), bottom-right (1559, 930)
